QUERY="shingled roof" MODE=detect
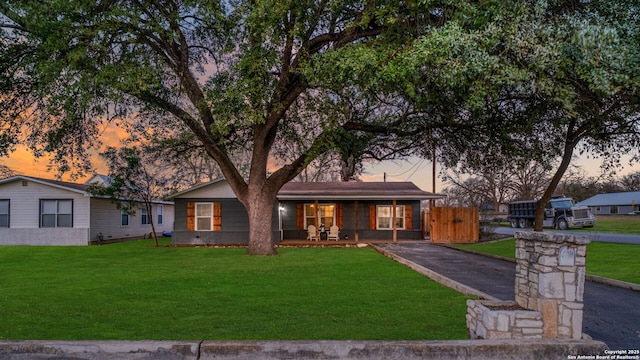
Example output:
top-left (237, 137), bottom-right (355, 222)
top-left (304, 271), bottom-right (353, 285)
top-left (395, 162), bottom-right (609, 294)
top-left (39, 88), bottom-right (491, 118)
top-left (277, 181), bottom-right (444, 200)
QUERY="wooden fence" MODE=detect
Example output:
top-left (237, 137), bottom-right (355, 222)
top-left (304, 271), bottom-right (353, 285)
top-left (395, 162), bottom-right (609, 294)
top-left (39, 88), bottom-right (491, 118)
top-left (428, 207), bottom-right (479, 244)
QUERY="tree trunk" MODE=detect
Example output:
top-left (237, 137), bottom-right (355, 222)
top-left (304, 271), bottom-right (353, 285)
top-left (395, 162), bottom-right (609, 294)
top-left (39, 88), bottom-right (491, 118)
top-left (147, 202), bottom-right (159, 247)
top-left (243, 185), bottom-right (279, 255)
top-left (533, 139), bottom-right (577, 231)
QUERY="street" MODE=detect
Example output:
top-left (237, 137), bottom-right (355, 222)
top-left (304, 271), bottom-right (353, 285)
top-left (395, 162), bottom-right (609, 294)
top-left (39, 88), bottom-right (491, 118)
top-left (494, 227), bottom-right (640, 244)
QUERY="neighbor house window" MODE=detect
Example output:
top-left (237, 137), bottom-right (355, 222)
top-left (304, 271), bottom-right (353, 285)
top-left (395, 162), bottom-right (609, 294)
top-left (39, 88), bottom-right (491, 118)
top-left (610, 206), bottom-right (618, 214)
top-left (376, 205), bottom-right (405, 230)
top-left (304, 204), bottom-right (335, 229)
top-left (0, 200), bottom-right (9, 227)
top-left (121, 210), bottom-right (129, 226)
top-left (140, 207), bottom-right (150, 225)
top-left (195, 203), bottom-right (213, 231)
top-left (157, 205), bottom-right (163, 225)
top-left (40, 199), bottom-right (73, 228)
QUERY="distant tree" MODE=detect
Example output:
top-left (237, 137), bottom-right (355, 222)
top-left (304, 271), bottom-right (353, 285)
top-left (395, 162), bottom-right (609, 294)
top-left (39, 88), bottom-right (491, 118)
top-left (620, 171), bottom-right (640, 192)
top-left (508, 162), bottom-right (552, 201)
top-left (444, 165), bottom-right (513, 212)
top-left (87, 147), bottom-right (170, 247)
top-left (0, 164), bottom-right (14, 179)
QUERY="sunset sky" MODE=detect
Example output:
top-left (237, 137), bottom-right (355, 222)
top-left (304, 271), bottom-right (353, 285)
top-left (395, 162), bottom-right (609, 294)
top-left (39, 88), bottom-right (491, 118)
top-left (4, 126), bottom-right (638, 193)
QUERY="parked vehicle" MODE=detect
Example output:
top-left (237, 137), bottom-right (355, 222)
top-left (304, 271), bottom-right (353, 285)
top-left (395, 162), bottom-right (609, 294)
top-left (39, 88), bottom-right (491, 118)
top-left (508, 197), bottom-right (596, 230)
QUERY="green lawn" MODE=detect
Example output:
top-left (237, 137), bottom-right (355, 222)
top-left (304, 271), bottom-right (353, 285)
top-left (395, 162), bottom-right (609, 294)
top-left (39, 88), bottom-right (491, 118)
top-left (454, 239), bottom-right (640, 284)
top-left (0, 239), bottom-right (470, 340)
top-left (498, 214), bottom-right (640, 234)
top-left (577, 215), bottom-right (640, 234)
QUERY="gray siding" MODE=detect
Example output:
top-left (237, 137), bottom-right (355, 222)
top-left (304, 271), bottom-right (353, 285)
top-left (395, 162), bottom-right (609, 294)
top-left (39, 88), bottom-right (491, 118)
top-left (172, 198), bottom-right (279, 245)
top-left (589, 205), bottom-right (635, 215)
top-left (280, 200), bottom-right (423, 241)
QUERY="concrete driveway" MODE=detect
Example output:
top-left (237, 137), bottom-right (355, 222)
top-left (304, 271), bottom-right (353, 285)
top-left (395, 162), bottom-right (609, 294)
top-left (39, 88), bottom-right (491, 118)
top-left (376, 243), bottom-right (640, 350)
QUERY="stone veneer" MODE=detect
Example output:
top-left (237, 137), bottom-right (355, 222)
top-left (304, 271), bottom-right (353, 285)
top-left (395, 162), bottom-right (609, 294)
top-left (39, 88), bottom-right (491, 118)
top-left (467, 300), bottom-right (543, 339)
top-left (467, 231), bottom-right (589, 340)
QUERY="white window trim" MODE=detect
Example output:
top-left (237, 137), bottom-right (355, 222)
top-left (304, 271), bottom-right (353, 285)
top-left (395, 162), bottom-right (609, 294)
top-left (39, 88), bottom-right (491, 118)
top-left (121, 209), bottom-right (129, 227)
top-left (376, 205), bottom-right (405, 230)
top-left (157, 205), bottom-right (163, 225)
top-left (195, 202), bottom-right (214, 231)
top-left (303, 203), bottom-right (336, 229)
top-left (0, 199), bottom-right (9, 228)
top-left (140, 207), bottom-right (150, 226)
top-left (40, 199), bottom-right (73, 228)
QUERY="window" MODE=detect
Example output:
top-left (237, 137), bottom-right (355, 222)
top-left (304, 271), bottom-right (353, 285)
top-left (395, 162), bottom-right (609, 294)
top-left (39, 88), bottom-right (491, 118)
top-left (196, 203), bottom-right (213, 231)
top-left (376, 205), bottom-right (405, 230)
top-left (157, 205), bottom-right (163, 225)
top-left (0, 200), bottom-right (8, 227)
top-left (140, 207), bottom-right (150, 225)
top-left (304, 204), bottom-right (335, 229)
top-left (610, 206), bottom-right (618, 214)
top-left (40, 199), bottom-right (73, 228)
top-left (121, 210), bottom-right (129, 226)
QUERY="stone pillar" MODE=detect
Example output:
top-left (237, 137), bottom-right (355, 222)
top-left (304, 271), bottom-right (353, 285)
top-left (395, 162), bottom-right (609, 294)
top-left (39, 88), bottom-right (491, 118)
top-left (514, 231), bottom-right (589, 339)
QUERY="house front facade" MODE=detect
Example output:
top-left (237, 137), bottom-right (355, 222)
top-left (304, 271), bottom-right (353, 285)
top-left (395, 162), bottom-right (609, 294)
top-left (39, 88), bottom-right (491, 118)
top-left (0, 175), bottom-right (174, 246)
top-left (576, 191), bottom-right (640, 215)
top-left (169, 180), bottom-right (444, 245)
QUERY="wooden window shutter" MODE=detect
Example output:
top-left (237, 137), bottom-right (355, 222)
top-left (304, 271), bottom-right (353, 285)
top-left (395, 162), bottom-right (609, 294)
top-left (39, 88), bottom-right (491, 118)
top-left (213, 202), bottom-right (222, 230)
top-left (369, 205), bottom-right (376, 230)
top-left (336, 203), bottom-right (343, 228)
top-left (187, 202), bottom-right (195, 231)
top-left (296, 203), bottom-right (304, 230)
top-left (404, 204), bottom-right (412, 230)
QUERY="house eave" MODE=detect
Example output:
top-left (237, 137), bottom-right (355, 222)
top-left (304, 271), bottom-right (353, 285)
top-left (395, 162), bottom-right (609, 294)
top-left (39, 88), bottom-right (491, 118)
top-left (277, 194), bottom-right (446, 201)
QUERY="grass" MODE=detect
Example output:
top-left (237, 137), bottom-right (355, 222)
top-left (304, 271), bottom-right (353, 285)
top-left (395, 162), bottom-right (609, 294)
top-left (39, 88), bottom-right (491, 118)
top-left (497, 214), bottom-right (640, 234)
top-left (0, 239), bottom-right (470, 340)
top-left (454, 239), bottom-right (640, 284)
top-left (576, 215), bottom-right (640, 234)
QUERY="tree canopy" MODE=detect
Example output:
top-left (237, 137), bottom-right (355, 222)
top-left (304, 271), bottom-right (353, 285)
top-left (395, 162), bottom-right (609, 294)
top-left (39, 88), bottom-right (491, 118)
top-left (1, 0), bottom-right (639, 251)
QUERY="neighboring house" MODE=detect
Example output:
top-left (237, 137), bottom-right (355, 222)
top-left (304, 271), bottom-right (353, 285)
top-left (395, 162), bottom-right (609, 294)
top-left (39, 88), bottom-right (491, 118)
top-left (576, 191), bottom-right (640, 215)
top-left (168, 180), bottom-right (445, 245)
top-left (0, 175), bottom-right (174, 246)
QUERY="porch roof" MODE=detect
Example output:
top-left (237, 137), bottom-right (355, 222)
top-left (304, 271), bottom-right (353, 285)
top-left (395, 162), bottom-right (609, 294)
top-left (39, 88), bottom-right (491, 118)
top-left (277, 181), bottom-right (445, 201)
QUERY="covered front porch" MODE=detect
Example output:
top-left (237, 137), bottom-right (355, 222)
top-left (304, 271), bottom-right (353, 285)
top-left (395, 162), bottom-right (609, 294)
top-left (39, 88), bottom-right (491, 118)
top-left (278, 238), bottom-right (428, 246)
top-left (277, 182), bottom-right (445, 244)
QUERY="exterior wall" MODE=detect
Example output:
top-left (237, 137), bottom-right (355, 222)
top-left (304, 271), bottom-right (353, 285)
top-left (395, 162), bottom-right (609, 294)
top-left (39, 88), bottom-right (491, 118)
top-left (0, 228), bottom-right (90, 246)
top-left (172, 198), bottom-right (279, 245)
top-left (280, 200), bottom-right (423, 241)
top-left (89, 198), bottom-right (175, 242)
top-left (0, 180), bottom-right (91, 245)
top-left (589, 205), bottom-right (634, 215)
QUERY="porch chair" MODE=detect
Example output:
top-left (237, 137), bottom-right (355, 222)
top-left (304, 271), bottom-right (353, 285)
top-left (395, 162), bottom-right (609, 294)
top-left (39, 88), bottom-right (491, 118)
top-left (307, 225), bottom-right (318, 241)
top-left (327, 225), bottom-right (340, 241)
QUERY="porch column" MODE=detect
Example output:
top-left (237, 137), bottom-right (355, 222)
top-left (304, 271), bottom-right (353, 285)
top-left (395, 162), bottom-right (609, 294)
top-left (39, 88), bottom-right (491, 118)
top-left (392, 199), bottom-right (397, 242)
top-left (315, 199), bottom-right (319, 240)
top-left (354, 200), bottom-right (359, 242)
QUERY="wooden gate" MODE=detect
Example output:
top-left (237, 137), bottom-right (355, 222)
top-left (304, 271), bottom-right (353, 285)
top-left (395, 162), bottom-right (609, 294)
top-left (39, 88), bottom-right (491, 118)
top-left (429, 207), bottom-right (479, 244)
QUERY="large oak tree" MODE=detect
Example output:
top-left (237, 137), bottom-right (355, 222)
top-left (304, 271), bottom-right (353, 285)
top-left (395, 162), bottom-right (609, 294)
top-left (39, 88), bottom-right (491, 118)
top-left (1, 1), bottom-right (466, 254)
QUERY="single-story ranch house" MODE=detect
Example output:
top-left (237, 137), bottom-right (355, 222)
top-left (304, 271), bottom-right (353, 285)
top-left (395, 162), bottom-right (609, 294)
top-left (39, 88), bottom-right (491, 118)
top-left (576, 191), bottom-right (640, 215)
top-left (0, 175), bottom-right (174, 245)
top-left (168, 179), bottom-right (445, 245)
